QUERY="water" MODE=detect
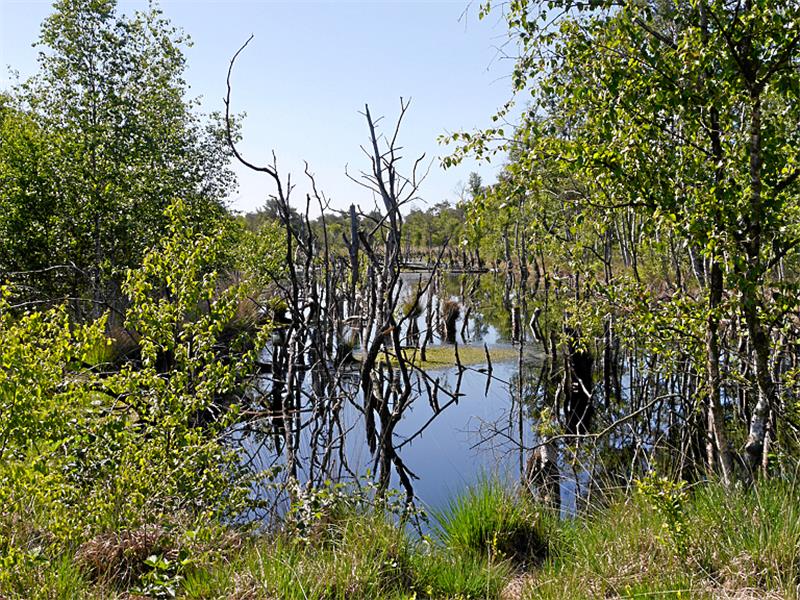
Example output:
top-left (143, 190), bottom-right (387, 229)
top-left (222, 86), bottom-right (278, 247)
top-left (394, 362), bottom-right (531, 511)
top-left (234, 271), bottom-right (567, 518)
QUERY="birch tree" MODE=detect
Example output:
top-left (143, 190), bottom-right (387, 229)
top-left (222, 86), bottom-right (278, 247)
top-left (449, 0), bottom-right (800, 480)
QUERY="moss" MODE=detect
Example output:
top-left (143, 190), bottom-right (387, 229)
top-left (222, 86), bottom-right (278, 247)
top-left (361, 344), bottom-right (521, 371)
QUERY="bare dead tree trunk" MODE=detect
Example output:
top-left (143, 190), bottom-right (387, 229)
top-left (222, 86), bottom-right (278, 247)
top-left (525, 440), bottom-right (561, 512)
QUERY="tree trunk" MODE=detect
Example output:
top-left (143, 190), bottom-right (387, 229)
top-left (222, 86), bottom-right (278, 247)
top-left (742, 95), bottom-right (774, 475)
top-left (525, 440), bottom-right (561, 511)
top-left (706, 260), bottom-right (735, 486)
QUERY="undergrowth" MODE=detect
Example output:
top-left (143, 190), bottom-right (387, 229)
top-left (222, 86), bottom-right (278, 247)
top-left (1, 477), bottom-right (799, 598)
top-left (519, 478), bottom-right (800, 600)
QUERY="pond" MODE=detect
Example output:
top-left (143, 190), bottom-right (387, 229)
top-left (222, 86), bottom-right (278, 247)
top-left (232, 271), bottom-right (578, 520)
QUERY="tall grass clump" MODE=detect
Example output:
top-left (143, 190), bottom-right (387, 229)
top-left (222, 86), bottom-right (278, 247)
top-left (435, 478), bottom-right (550, 564)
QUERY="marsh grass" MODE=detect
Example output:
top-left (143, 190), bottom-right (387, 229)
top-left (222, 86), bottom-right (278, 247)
top-left (441, 299), bottom-right (461, 343)
top-left (518, 480), bottom-right (800, 600)
top-left (401, 294), bottom-right (423, 319)
top-left (180, 510), bottom-right (510, 599)
top-left (434, 478), bottom-right (552, 565)
top-left (1, 553), bottom-right (94, 600)
top-left (370, 344), bottom-right (520, 370)
top-left (689, 481), bottom-right (800, 594)
top-left (4, 480), bottom-right (800, 599)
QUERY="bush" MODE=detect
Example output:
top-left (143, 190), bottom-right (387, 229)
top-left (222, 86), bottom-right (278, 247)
top-left (0, 200), bottom-right (272, 596)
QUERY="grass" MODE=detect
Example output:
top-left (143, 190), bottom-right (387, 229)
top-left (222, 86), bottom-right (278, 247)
top-left (366, 344), bottom-right (521, 371)
top-left (434, 477), bottom-right (552, 565)
top-left (3, 479), bottom-right (800, 599)
top-left (180, 511), bottom-right (511, 599)
top-left (690, 482), bottom-right (800, 593)
top-left (517, 480), bottom-right (800, 600)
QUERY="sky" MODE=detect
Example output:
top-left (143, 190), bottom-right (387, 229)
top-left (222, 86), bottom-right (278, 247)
top-left (0, 0), bottom-right (519, 216)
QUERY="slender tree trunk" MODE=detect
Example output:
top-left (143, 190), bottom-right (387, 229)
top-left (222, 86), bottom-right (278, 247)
top-left (706, 260), bottom-right (734, 485)
top-left (742, 95), bottom-right (774, 475)
top-left (698, 9), bottom-right (736, 482)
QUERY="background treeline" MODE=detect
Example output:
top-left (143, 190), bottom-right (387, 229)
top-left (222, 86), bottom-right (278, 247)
top-left (242, 196), bottom-right (471, 266)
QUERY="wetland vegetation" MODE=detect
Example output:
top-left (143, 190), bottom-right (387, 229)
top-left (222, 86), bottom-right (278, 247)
top-left (2, 0), bottom-right (800, 597)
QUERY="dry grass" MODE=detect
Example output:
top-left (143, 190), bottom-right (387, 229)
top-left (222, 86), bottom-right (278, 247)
top-left (502, 573), bottom-right (536, 600)
top-left (74, 525), bottom-right (174, 585)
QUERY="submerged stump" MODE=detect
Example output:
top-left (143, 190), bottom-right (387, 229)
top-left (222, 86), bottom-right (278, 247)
top-left (441, 299), bottom-right (460, 344)
top-left (525, 440), bottom-right (561, 512)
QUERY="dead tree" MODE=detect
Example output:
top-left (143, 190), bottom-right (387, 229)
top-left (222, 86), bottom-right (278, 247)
top-left (563, 326), bottom-right (594, 436)
top-left (525, 440), bottom-right (561, 511)
top-left (226, 40), bottom-right (470, 511)
top-left (346, 99), bottom-right (435, 500)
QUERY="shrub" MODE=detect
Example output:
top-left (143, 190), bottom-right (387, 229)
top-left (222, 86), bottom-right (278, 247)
top-left (636, 471), bottom-right (689, 557)
top-left (0, 200), bottom-right (272, 595)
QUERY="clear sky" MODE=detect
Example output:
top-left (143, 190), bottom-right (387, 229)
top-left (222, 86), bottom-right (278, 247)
top-left (0, 0), bottom-right (517, 215)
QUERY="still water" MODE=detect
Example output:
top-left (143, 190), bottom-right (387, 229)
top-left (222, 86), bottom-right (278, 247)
top-left (234, 272), bottom-right (577, 518)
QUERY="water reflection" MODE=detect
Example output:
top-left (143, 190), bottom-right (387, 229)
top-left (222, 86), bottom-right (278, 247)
top-left (233, 271), bottom-right (567, 520)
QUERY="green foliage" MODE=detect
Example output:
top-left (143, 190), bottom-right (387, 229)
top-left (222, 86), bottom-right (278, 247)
top-left (463, 0), bottom-right (800, 311)
top-left (132, 549), bottom-right (193, 599)
top-left (403, 201), bottom-right (465, 251)
top-left (0, 290), bottom-right (111, 570)
top-left (0, 0), bottom-right (235, 307)
top-left (234, 216), bottom-right (287, 292)
top-left (636, 472), bottom-right (690, 557)
top-left (446, 0), bottom-right (800, 479)
top-left (0, 199), bottom-right (271, 595)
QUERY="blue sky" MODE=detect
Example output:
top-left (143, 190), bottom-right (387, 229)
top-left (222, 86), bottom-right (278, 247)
top-left (0, 0), bottom-right (518, 215)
